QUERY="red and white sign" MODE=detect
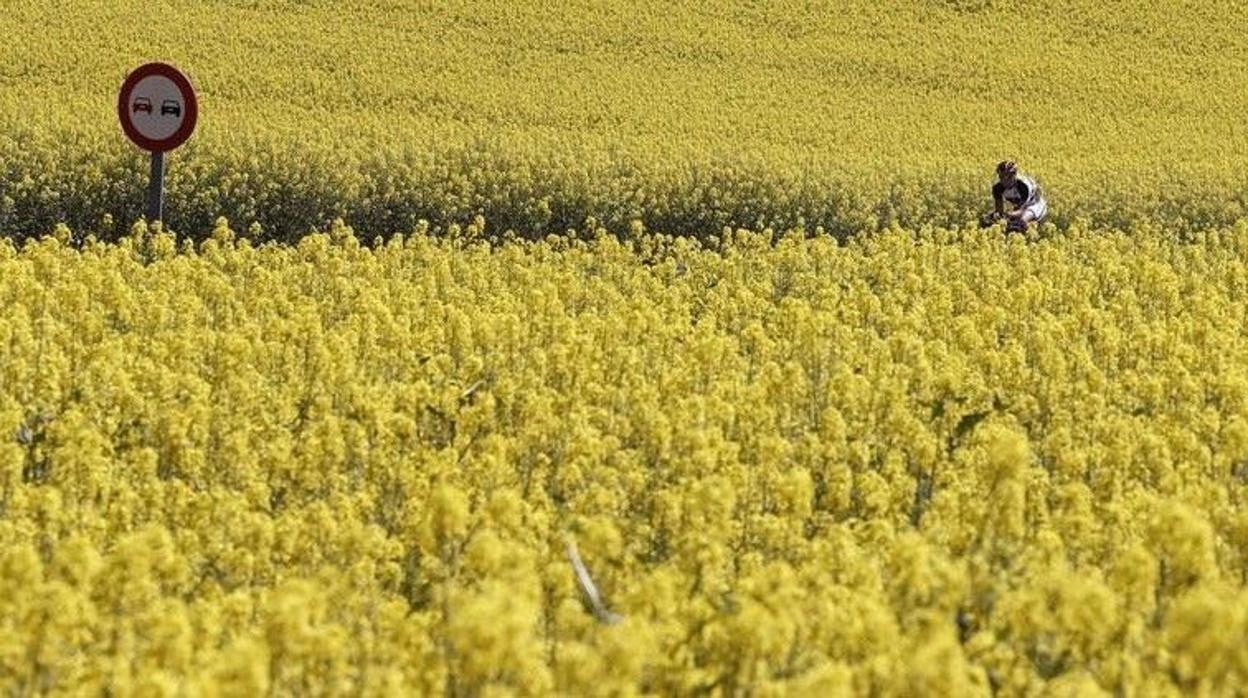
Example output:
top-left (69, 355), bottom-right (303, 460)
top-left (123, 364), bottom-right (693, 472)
top-left (118, 62), bottom-right (198, 152)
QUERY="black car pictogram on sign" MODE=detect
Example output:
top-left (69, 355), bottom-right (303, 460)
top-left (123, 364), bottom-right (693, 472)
top-left (161, 100), bottom-right (181, 117)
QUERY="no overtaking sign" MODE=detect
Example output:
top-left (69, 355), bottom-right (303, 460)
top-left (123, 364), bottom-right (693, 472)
top-left (118, 62), bottom-right (198, 222)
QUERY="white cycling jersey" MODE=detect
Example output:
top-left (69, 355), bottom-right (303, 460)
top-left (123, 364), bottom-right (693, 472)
top-left (994, 174), bottom-right (1043, 207)
top-left (994, 174), bottom-right (1047, 222)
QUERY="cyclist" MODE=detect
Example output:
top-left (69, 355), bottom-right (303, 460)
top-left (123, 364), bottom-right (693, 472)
top-left (980, 160), bottom-right (1048, 232)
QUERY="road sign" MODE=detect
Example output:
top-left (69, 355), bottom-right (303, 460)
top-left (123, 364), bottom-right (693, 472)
top-left (118, 62), bottom-right (197, 152)
top-left (118, 63), bottom-right (198, 223)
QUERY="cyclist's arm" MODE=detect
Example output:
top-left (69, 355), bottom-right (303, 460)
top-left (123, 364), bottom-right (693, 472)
top-left (1006, 181), bottom-right (1031, 217)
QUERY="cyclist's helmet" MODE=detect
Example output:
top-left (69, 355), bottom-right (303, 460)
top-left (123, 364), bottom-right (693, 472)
top-left (996, 160), bottom-right (1018, 178)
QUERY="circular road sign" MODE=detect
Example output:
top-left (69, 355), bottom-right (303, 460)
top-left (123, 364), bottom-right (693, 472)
top-left (118, 62), bottom-right (198, 152)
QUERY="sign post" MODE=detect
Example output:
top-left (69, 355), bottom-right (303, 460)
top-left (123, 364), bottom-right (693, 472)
top-left (117, 62), bottom-right (198, 224)
top-left (149, 150), bottom-right (166, 222)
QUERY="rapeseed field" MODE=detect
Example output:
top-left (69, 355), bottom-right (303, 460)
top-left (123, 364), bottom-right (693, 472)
top-left (4, 222), bottom-right (1248, 694)
top-left (1, 1), bottom-right (1246, 238)
top-left (3, 1), bottom-right (1248, 695)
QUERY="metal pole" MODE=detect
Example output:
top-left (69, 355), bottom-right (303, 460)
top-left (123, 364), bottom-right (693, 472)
top-left (148, 150), bottom-right (165, 223)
